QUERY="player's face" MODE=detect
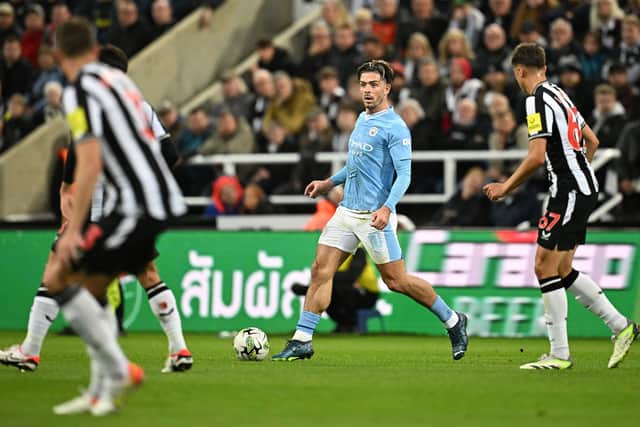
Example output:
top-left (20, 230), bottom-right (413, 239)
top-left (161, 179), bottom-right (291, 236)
top-left (359, 71), bottom-right (390, 113)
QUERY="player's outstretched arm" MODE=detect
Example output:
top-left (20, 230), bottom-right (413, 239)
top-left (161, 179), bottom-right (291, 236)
top-left (581, 124), bottom-right (600, 163)
top-left (484, 137), bottom-right (546, 201)
top-left (305, 167), bottom-right (347, 198)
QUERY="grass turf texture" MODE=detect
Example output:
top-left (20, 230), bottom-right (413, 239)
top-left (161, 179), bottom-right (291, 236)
top-left (0, 331), bottom-right (638, 427)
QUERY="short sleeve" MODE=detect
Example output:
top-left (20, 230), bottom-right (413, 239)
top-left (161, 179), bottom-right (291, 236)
top-left (63, 77), bottom-right (103, 144)
top-left (144, 101), bottom-right (169, 140)
top-left (388, 120), bottom-right (412, 161)
top-left (525, 94), bottom-right (553, 140)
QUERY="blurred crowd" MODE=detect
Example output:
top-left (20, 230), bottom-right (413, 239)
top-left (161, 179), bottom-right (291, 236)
top-left (0, 0), bottom-right (223, 153)
top-left (3, 0), bottom-right (640, 226)
top-left (163, 0), bottom-right (640, 225)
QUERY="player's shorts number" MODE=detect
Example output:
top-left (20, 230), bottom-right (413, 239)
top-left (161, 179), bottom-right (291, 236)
top-left (538, 211), bottom-right (561, 231)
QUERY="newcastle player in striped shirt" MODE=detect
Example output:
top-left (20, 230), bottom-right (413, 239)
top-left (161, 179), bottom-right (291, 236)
top-left (484, 43), bottom-right (638, 370)
top-left (45, 18), bottom-right (186, 415)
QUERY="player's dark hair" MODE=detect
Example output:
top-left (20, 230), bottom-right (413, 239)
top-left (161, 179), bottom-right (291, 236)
top-left (511, 43), bottom-right (546, 68)
top-left (357, 60), bottom-right (394, 84)
top-left (99, 44), bottom-right (128, 72)
top-left (55, 17), bottom-right (95, 58)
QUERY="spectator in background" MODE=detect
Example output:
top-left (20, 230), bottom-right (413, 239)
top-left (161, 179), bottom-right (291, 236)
top-left (332, 101), bottom-right (358, 152)
top-left (256, 38), bottom-right (296, 75)
top-left (204, 175), bottom-right (243, 218)
top-left (607, 62), bottom-right (640, 118)
top-left (474, 24), bottom-right (511, 78)
top-left (430, 167), bottom-right (490, 226)
top-left (42, 2), bottom-right (71, 47)
top-left (345, 74), bottom-right (364, 109)
top-left (299, 20), bottom-right (333, 83)
top-left (248, 68), bottom-right (275, 135)
top-left (588, 83), bottom-right (626, 148)
top-left (616, 120), bottom-right (640, 223)
top-left (0, 3), bottom-right (21, 47)
top-left (487, 108), bottom-right (528, 179)
top-left (158, 99), bottom-right (185, 145)
top-left (388, 61), bottom-right (410, 105)
top-left (410, 58), bottom-right (446, 132)
top-left (178, 107), bottom-right (213, 158)
top-left (74, 0), bottom-right (117, 43)
top-left (330, 23), bottom-right (363, 87)
top-left (353, 7), bottom-right (373, 45)
top-left (263, 71), bottom-right (316, 136)
top-left (437, 28), bottom-right (474, 75)
top-left (449, 0), bottom-right (485, 49)
top-left (31, 80), bottom-right (63, 127)
top-left (253, 120), bottom-right (298, 194)
top-left (317, 66), bottom-right (345, 126)
top-left (557, 58), bottom-right (594, 115)
top-left (546, 18), bottom-right (582, 81)
top-left (150, 0), bottom-right (174, 40)
top-left (241, 183), bottom-right (276, 215)
top-left (210, 73), bottom-right (253, 119)
top-left (371, 0), bottom-right (401, 49)
top-left (29, 46), bottom-right (62, 109)
top-left (396, 0), bottom-right (447, 57)
top-left (580, 31), bottom-right (607, 84)
top-left (401, 32), bottom-right (433, 88)
top-left (489, 181), bottom-right (540, 227)
top-left (106, 0), bottom-right (153, 58)
top-left (510, 0), bottom-right (562, 41)
top-left (517, 20), bottom-right (548, 46)
top-left (296, 109), bottom-right (334, 192)
top-left (397, 97), bottom-right (442, 193)
top-left (0, 35), bottom-right (33, 103)
top-left (304, 186), bottom-right (343, 231)
top-left (479, 63), bottom-right (519, 117)
top-left (321, 0), bottom-right (351, 30)
top-left (1, 93), bottom-right (31, 153)
top-left (444, 98), bottom-right (487, 153)
top-left (199, 109), bottom-right (255, 156)
top-left (590, 0), bottom-right (624, 51)
top-left (19, 4), bottom-right (44, 68)
top-left (361, 34), bottom-right (390, 61)
top-left (444, 57), bottom-right (483, 114)
top-left (614, 15), bottom-right (640, 85)
top-left (485, 0), bottom-right (514, 43)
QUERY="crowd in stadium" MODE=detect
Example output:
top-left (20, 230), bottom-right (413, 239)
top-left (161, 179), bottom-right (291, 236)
top-left (1, 0), bottom-right (639, 225)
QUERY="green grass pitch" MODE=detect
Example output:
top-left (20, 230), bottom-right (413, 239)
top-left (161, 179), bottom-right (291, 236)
top-left (0, 331), bottom-right (638, 427)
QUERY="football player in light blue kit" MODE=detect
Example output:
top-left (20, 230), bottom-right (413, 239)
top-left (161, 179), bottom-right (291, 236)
top-left (272, 60), bottom-right (469, 361)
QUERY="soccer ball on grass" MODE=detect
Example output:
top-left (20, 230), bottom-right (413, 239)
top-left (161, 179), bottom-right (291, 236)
top-left (233, 327), bottom-right (270, 361)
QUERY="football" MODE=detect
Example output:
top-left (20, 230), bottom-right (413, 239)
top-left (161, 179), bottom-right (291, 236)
top-left (233, 327), bottom-right (270, 361)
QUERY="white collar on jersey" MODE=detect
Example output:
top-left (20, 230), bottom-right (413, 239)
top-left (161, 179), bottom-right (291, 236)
top-left (364, 106), bottom-right (393, 120)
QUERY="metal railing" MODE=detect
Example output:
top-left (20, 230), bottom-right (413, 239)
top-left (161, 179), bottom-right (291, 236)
top-left (184, 148), bottom-right (622, 212)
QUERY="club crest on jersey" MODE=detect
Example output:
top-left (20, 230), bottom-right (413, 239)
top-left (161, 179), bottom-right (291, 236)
top-left (369, 127), bottom-right (378, 136)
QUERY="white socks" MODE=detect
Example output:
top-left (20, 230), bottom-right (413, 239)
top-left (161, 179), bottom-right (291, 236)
top-left (57, 286), bottom-right (128, 381)
top-left (563, 270), bottom-right (628, 334)
top-left (22, 288), bottom-right (59, 356)
top-left (146, 282), bottom-right (187, 354)
top-left (292, 330), bottom-right (313, 342)
top-left (539, 276), bottom-right (570, 360)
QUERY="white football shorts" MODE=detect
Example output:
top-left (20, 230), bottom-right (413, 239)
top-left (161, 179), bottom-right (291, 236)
top-left (318, 206), bottom-right (402, 264)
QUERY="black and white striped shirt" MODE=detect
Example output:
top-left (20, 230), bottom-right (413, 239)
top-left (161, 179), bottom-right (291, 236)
top-left (62, 62), bottom-right (186, 221)
top-left (525, 80), bottom-right (599, 198)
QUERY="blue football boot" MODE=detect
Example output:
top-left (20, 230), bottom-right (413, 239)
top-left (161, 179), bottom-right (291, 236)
top-left (271, 340), bottom-right (314, 361)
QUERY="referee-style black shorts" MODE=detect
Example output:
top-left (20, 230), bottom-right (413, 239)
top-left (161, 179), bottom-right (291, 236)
top-left (53, 215), bottom-right (166, 276)
top-left (537, 190), bottom-right (597, 251)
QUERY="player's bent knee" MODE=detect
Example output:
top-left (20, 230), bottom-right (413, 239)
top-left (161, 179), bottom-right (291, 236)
top-left (138, 262), bottom-right (160, 288)
top-left (382, 275), bottom-right (404, 293)
top-left (310, 260), bottom-right (333, 282)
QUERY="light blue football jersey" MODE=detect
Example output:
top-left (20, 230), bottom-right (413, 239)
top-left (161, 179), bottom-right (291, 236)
top-left (341, 107), bottom-right (412, 212)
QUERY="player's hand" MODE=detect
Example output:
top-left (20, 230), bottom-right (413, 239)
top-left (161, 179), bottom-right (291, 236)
top-left (304, 179), bottom-right (333, 198)
top-left (483, 182), bottom-right (508, 201)
top-left (371, 205), bottom-right (391, 230)
top-left (56, 229), bottom-right (84, 269)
